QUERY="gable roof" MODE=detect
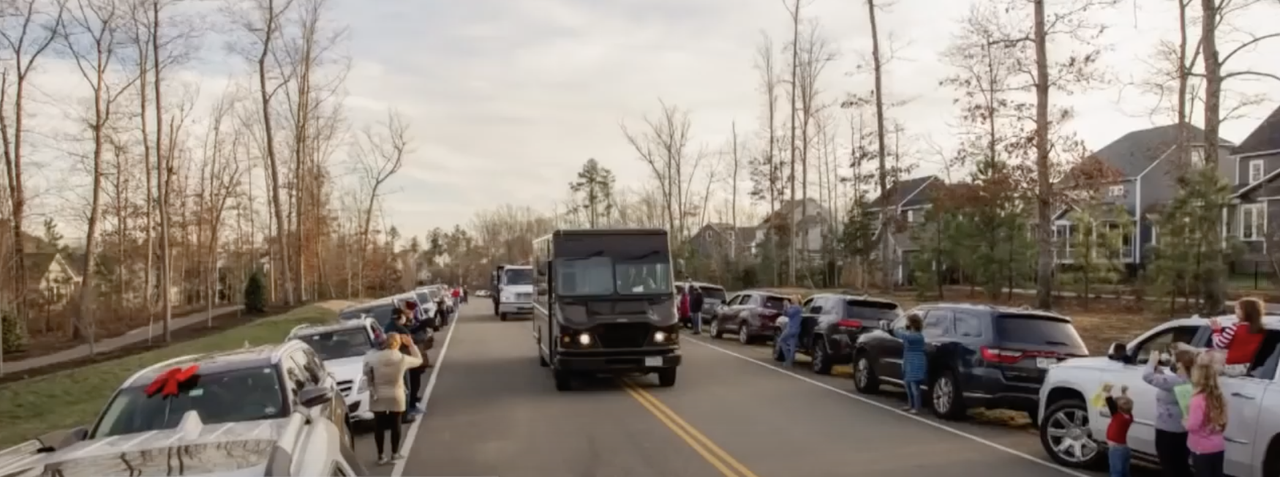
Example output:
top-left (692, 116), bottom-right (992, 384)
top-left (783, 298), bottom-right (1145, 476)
top-left (1089, 124), bottom-right (1225, 178)
top-left (1234, 104), bottom-right (1280, 156)
top-left (868, 176), bottom-right (937, 210)
top-left (760, 198), bottom-right (825, 225)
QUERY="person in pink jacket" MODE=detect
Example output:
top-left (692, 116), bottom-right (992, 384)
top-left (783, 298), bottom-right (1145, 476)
top-left (1185, 352), bottom-right (1227, 477)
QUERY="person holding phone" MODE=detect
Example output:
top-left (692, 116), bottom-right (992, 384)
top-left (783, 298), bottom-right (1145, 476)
top-left (364, 333), bottom-right (423, 465)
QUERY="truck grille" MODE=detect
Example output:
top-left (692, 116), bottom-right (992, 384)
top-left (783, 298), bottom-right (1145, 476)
top-left (516, 293), bottom-right (532, 301)
top-left (337, 379), bottom-right (354, 397)
top-left (594, 323), bottom-right (652, 349)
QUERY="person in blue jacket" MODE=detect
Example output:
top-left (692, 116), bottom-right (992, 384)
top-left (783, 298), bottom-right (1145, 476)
top-left (886, 313), bottom-right (927, 413)
top-left (777, 295), bottom-right (804, 367)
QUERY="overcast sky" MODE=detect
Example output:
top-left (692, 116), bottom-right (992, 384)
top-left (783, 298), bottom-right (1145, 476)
top-left (29, 0), bottom-right (1280, 242)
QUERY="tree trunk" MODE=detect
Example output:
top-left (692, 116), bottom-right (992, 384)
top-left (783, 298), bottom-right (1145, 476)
top-left (867, 0), bottom-right (891, 290)
top-left (1032, 0), bottom-right (1055, 310)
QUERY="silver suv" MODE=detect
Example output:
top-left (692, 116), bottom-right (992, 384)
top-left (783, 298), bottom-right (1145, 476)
top-left (1037, 315), bottom-right (1280, 476)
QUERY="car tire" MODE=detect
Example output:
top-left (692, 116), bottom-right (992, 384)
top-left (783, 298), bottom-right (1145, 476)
top-left (1039, 398), bottom-right (1105, 469)
top-left (709, 321), bottom-right (722, 339)
top-left (853, 352), bottom-right (880, 394)
top-left (657, 368), bottom-right (677, 387)
top-left (554, 370), bottom-right (572, 391)
top-left (811, 338), bottom-right (834, 375)
top-left (929, 369), bottom-right (966, 420)
top-left (500, 313), bottom-right (508, 322)
top-left (737, 323), bottom-right (751, 345)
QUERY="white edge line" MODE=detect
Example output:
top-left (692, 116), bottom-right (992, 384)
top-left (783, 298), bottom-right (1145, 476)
top-left (687, 338), bottom-right (1093, 477)
top-left (390, 307), bottom-right (461, 477)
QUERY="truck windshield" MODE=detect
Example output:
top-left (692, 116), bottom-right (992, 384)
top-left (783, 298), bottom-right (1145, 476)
top-left (556, 255), bottom-right (671, 296)
top-left (504, 268), bottom-right (533, 285)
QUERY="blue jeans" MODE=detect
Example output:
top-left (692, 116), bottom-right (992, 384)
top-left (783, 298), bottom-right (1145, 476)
top-left (904, 379), bottom-right (923, 410)
top-left (693, 312), bottom-right (702, 331)
top-left (778, 332), bottom-right (798, 366)
top-left (1109, 445), bottom-right (1131, 477)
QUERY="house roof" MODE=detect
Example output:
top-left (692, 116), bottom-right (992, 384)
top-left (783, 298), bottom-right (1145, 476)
top-left (868, 176), bottom-right (938, 210)
top-left (760, 198), bottom-right (825, 225)
top-left (1089, 124), bottom-right (1224, 178)
top-left (1234, 104), bottom-right (1280, 156)
top-left (23, 252), bottom-right (59, 285)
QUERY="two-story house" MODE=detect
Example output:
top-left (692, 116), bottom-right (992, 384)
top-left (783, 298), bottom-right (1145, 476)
top-left (688, 222), bottom-right (756, 261)
top-left (750, 198), bottom-right (831, 260)
top-left (865, 175), bottom-right (942, 285)
top-left (1225, 105), bottom-right (1280, 273)
top-left (1052, 124), bottom-right (1233, 269)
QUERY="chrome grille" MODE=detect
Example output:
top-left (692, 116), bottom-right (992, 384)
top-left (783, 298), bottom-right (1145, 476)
top-left (337, 379), bottom-right (354, 397)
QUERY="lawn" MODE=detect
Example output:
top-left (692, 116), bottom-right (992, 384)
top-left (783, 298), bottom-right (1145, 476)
top-left (0, 304), bottom-right (340, 449)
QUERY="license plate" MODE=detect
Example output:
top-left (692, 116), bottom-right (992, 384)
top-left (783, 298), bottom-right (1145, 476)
top-left (644, 357), bottom-right (663, 367)
top-left (1036, 357), bottom-right (1058, 369)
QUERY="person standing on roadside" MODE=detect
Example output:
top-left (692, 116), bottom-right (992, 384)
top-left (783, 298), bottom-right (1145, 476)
top-left (688, 284), bottom-right (705, 335)
top-left (1143, 349), bottom-right (1195, 477)
top-left (777, 295), bottom-right (803, 367)
top-left (364, 332), bottom-right (422, 465)
top-left (886, 313), bottom-right (927, 414)
top-left (1186, 352), bottom-right (1228, 477)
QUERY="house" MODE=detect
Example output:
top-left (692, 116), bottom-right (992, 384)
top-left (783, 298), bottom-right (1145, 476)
top-left (688, 222), bottom-right (756, 260)
top-left (750, 198), bottom-right (831, 259)
top-left (1051, 124), bottom-right (1233, 267)
top-left (865, 175), bottom-right (944, 285)
top-left (1225, 105), bottom-right (1280, 273)
top-left (24, 252), bottom-right (81, 307)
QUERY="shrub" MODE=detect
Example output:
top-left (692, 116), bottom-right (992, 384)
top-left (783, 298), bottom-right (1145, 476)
top-left (244, 271), bottom-right (267, 312)
top-left (1, 311), bottom-right (26, 354)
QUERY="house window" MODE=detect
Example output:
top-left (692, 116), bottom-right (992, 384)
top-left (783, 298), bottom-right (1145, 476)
top-left (905, 210), bottom-right (915, 222)
top-left (1249, 160), bottom-right (1265, 183)
top-left (1108, 185), bottom-right (1125, 198)
top-left (1190, 146), bottom-right (1206, 165)
top-left (1240, 203), bottom-right (1266, 241)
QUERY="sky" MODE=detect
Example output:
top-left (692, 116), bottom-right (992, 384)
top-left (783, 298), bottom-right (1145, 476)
top-left (24, 0), bottom-right (1280, 242)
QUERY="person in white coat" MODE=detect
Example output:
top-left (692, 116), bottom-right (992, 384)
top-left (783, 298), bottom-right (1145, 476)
top-left (364, 332), bottom-right (423, 464)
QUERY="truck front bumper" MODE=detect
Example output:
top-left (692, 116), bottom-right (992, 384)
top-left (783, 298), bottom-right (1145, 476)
top-left (555, 351), bottom-right (682, 373)
top-left (498, 302), bottom-right (534, 315)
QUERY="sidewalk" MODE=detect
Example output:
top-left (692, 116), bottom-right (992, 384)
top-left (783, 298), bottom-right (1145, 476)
top-left (1, 305), bottom-right (243, 375)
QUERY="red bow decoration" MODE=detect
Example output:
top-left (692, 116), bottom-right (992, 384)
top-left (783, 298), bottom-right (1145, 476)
top-left (144, 365), bottom-right (200, 398)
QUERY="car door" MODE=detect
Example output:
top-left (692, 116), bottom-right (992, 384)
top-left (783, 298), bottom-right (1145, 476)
top-left (796, 297), bottom-right (818, 350)
top-left (921, 309), bottom-right (955, 370)
top-left (875, 314), bottom-right (910, 380)
top-left (1220, 330), bottom-right (1279, 477)
top-left (726, 294), bottom-right (754, 331)
top-left (712, 294), bottom-right (740, 326)
top-left (1092, 324), bottom-right (1206, 456)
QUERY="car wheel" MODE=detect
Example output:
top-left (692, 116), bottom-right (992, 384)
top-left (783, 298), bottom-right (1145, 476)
top-left (853, 353), bottom-right (880, 394)
top-left (737, 323), bottom-right (751, 344)
top-left (1039, 398), bottom-right (1104, 469)
top-left (554, 369), bottom-right (572, 392)
top-left (929, 370), bottom-right (966, 420)
top-left (657, 368), bottom-right (677, 387)
top-left (811, 338), bottom-right (834, 375)
top-left (709, 321), bottom-right (722, 339)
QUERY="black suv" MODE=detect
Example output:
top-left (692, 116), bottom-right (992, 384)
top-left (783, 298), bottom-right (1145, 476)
top-left (772, 293), bottom-right (901, 374)
top-left (851, 303), bottom-right (1088, 420)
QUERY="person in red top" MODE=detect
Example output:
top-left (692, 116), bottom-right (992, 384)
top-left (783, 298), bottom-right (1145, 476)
top-left (1211, 298), bottom-right (1265, 376)
top-left (451, 287), bottom-right (462, 308)
top-left (1102, 383), bottom-right (1135, 477)
top-left (678, 286), bottom-right (691, 326)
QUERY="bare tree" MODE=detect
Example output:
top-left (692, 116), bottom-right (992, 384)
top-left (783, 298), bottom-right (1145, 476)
top-left (61, 0), bottom-right (139, 352)
top-left (621, 100), bottom-right (697, 241)
top-left (352, 109), bottom-right (408, 295)
top-left (795, 20), bottom-right (835, 280)
top-left (864, 0), bottom-right (891, 289)
top-left (0, 0), bottom-right (66, 330)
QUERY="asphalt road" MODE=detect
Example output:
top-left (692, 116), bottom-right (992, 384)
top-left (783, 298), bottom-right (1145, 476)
top-left (349, 303), bottom-right (1157, 477)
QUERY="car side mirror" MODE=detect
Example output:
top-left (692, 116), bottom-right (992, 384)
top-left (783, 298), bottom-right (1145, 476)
top-left (1107, 342), bottom-right (1128, 362)
top-left (298, 386), bottom-right (332, 408)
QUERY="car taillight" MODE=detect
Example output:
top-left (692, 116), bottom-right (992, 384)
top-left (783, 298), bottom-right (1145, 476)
top-left (836, 319), bottom-right (862, 330)
top-left (981, 346), bottom-right (1062, 364)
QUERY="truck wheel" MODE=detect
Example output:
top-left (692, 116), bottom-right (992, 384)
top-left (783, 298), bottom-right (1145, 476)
top-left (657, 368), bottom-right (677, 387)
top-left (500, 313), bottom-right (508, 321)
top-left (554, 370), bottom-right (572, 391)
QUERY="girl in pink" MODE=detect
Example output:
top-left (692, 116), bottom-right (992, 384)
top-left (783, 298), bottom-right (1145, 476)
top-left (1184, 352), bottom-right (1227, 477)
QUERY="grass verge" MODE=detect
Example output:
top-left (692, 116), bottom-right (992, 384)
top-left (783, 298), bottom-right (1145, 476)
top-left (0, 304), bottom-right (339, 449)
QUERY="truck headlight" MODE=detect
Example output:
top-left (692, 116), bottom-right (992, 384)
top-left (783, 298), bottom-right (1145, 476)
top-left (577, 333), bottom-right (592, 346)
top-left (654, 331), bottom-right (668, 343)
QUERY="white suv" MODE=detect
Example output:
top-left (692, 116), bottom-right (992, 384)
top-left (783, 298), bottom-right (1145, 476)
top-left (288, 318), bottom-right (383, 424)
top-left (1037, 315), bottom-right (1280, 476)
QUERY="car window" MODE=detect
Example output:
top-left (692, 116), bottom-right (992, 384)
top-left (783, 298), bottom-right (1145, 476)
top-left (282, 356), bottom-right (308, 395)
top-left (996, 314), bottom-right (1090, 355)
top-left (953, 310), bottom-right (985, 338)
top-left (801, 297), bottom-right (816, 312)
top-left (1130, 325), bottom-right (1204, 365)
top-left (844, 299), bottom-right (900, 321)
top-left (368, 305), bottom-right (397, 326)
top-left (699, 286), bottom-right (727, 301)
top-left (1247, 331), bottom-right (1280, 379)
top-left (923, 310), bottom-right (954, 338)
top-left (91, 367), bottom-right (285, 438)
top-left (297, 329), bottom-right (374, 361)
top-left (762, 295), bottom-right (787, 311)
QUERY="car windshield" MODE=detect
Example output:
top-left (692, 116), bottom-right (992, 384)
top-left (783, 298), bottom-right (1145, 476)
top-left (699, 287), bottom-right (727, 301)
top-left (91, 367), bottom-right (285, 439)
top-left (367, 305), bottom-right (398, 326)
top-left (845, 300), bottom-right (901, 321)
top-left (556, 256), bottom-right (672, 296)
top-left (996, 314), bottom-right (1089, 352)
top-left (296, 329), bottom-right (372, 361)
top-left (504, 268), bottom-right (534, 285)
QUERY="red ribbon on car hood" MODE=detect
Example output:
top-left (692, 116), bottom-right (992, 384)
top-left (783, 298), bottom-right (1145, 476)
top-left (145, 365), bottom-right (200, 397)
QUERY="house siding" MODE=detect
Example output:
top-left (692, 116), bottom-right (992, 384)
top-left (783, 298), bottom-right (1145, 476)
top-left (1235, 151), bottom-right (1280, 186)
top-left (1099, 179), bottom-right (1138, 215)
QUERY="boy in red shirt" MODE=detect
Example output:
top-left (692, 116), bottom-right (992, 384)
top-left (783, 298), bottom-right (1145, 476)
top-left (1102, 383), bottom-right (1135, 477)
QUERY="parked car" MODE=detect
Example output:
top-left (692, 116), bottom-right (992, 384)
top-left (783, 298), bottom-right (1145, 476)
top-left (410, 289), bottom-right (446, 330)
top-left (1037, 315), bottom-right (1280, 475)
top-left (675, 281), bottom-right (728, 328)
top-left (287, 318), bottom-right (383, 425)
top-left (771, 293), bottom-right (901, 374)
top-left (339, 298), bottom-right (400, 328)
top-left (1, 402), bottom-right (366, 477)
top-left (475, 289), bottom-right (491, 298)
top-left (707, 290), bottom-right (790, 344)
top-left (852, 303), bottom-right (1088, 421)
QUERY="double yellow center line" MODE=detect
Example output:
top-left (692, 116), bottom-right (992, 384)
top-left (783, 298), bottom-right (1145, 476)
top-left (622, 381), bottom-right (760, 477)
